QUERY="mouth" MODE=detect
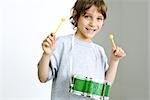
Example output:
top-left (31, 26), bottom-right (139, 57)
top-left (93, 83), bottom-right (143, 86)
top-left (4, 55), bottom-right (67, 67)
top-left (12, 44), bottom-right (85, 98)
top-left (86, 28), bottom-right (96, 32)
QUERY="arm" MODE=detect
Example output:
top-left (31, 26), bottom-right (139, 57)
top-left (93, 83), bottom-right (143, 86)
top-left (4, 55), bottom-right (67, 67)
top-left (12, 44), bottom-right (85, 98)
top-left (105, 47), bottom-right (126, 84)
top-left (38, 33), bottom-right (56, 83)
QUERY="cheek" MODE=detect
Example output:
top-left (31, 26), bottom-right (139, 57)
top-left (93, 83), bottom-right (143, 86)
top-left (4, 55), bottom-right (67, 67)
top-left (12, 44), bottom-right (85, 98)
top-left (98, 22), bottom-right (104, 28)
top-left (78, 20), bottom-right (87, 28)
top-left (97, 24), bottom-right (103, 29)
top-left (77, 18), bottom-right (84, 26)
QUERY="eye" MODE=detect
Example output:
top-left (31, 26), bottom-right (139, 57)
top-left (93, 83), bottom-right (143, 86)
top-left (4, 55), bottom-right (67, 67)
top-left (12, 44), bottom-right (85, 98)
top-left (84, 15), bottom-right (90, 19)
top-left (97, 17), bottom-right (104, 21)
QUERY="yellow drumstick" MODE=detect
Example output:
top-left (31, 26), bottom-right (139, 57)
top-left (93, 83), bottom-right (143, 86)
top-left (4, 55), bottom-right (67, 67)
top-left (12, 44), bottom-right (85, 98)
top-left (54, 17), bottom-right (65, 34)
top-left (109, 33), bottom-right (116, 48)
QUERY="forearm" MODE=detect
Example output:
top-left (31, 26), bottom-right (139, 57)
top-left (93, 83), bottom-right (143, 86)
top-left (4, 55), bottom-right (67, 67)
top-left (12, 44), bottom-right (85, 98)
top-left (105, 46), bottom-right (126, 84)
top-left (38, 53), bottom-right (51, 83)
top-left (105, 59), bottom-right (119, 84)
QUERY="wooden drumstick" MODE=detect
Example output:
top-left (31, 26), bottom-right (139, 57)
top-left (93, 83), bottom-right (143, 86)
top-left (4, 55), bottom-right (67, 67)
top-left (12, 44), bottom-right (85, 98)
top-left (44, 17), bottom-right (65, 47)
top-left (54, 17), bottom-right (65, 34)
top-left (109, 33), bottom-right (116, 48)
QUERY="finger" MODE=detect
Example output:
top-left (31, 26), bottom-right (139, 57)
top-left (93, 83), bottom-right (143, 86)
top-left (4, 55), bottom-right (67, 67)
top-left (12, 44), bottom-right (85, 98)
top-left (42, 41), bottom-right (49, 47)
top-left (49, 33), bottom-right (56, 42)
top-left (42, 37), bottom-right (52, 47)
top-left (42, 33), bottom-right (56, 48)
top-left (114, 47), bottom-right (121, 56)
top-left (112, 47), bottom-right (116, 53)
top-left (115, 48), bottom-right (126, 57)
top-left (49, 35), bottom-right (56, 46)
top-left (116, 48), bottom-right (122, 57)
top-left (45, 33), bottom-right (55, 42)
top-left (112, 47), bottom-right (118, 55)
top-left (50, 33), bottom-right (55, 37)
top-left (119, 48), bottom-right (126, 57)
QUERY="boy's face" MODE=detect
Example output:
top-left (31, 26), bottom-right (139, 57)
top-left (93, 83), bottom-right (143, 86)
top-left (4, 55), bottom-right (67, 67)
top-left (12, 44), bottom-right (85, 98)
top-left (76, 5), bottom-right (104, 42)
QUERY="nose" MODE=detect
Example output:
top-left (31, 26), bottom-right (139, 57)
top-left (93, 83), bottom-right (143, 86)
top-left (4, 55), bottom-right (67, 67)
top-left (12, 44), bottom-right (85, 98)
top-left (89, 19), bottom-right (96, 27)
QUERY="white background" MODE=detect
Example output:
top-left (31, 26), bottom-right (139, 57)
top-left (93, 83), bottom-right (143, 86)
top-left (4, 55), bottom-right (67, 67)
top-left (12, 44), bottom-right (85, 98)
top-left (0, 0), bottom-right (75, 100)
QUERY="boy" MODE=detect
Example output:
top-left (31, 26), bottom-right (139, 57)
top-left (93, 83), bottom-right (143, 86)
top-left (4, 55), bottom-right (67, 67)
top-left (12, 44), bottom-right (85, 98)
top-left (38, 0), bottom-right (126, 100)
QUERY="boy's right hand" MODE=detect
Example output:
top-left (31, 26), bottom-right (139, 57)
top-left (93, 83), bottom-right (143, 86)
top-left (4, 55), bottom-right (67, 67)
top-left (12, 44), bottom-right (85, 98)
top-left (42, 33), bottom-right (56, 55)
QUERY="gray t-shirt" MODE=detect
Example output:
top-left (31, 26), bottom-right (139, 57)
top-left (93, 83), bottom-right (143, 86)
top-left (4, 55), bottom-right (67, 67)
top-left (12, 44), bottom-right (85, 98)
top-left (49, 34), bottom-right (108, 100)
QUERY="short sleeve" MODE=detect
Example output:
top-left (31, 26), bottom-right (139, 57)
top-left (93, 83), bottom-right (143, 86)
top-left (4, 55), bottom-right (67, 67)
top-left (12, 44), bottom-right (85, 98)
top-left (99, 46), bottom-right (109, 72)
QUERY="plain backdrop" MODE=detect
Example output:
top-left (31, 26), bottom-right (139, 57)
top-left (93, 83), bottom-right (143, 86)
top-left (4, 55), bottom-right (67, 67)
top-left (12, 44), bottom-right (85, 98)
top-left (0, 0), bottom-right (150, 100)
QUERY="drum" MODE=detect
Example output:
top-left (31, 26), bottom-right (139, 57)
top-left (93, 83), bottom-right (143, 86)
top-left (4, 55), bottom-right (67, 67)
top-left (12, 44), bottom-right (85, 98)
top-left (69, 75), bottom-right (110, 100)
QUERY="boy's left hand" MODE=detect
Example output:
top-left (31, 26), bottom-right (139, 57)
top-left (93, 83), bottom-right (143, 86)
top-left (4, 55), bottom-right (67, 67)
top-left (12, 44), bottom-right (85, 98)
top-left (111, 47), bottom-right (126, 61)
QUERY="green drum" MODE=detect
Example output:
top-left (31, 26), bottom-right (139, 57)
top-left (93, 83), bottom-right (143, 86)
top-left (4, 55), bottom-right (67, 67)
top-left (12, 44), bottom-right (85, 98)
top-left (69, 75), bottom-right (110, 100)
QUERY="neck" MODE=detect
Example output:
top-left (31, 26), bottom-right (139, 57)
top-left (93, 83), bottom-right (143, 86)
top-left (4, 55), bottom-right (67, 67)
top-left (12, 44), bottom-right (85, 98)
top-left (75, 32), bottom-right (92, 43)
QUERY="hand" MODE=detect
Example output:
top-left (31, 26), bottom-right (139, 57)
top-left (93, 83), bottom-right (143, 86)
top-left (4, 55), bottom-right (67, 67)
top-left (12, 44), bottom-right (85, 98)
top-left (42, 33), bottom-right (56, 55)
top-left (111, 46), bottom-right (126, 61)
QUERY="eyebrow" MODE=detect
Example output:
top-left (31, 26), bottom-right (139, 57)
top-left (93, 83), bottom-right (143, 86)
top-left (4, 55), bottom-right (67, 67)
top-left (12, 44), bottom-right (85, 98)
top-left (84, 12), bottom-right (104, 17)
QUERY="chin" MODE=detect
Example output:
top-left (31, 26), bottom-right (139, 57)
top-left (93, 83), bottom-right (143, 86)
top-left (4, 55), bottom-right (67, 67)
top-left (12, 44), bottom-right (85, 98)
top-left (86, 34), bottom-right (95, 39)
